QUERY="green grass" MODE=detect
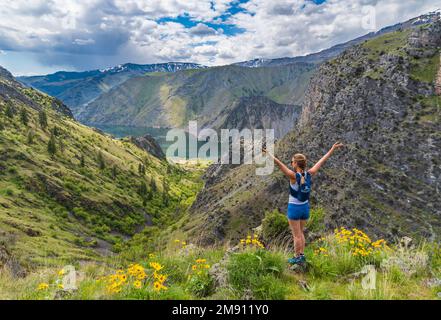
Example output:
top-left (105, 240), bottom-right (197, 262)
top-left (362, 29), bottom-right (411, 60)
top-left (1, 227), bottom-right (439, 300)
top-left (417, 95), bottom-right (441, 123)
top-left (411, 52), bottom-right (440, 83)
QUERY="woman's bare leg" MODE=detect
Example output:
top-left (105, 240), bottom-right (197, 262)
top-left (288, 219), bottom-right (302, 256)
top-left (300, 220), bottom-right (307, 254)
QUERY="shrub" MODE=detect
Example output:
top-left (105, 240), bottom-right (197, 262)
top-left (251, 274), bottom-right (289, 300)
top-left (226, 250), bottom-right (287, 299)
top-left (261, 209), bottom-right (289, 244)
top-left (186, 273), bottom-right (214, 298)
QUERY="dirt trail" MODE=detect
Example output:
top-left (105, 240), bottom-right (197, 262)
top-left (436, 52), bottom-right (441, 96)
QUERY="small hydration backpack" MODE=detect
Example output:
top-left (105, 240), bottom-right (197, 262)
top-left (289, 171), bottom-right (312, 202)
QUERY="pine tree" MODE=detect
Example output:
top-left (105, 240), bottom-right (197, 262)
top-left (139, 181), bottom-right (147, 197)
top-left (47, 133), bottom-right (57, 156)
top-left (97, 151), bottom-right (105, 170)
top-left (39, 110), bottom-right (48, 130)
top-left (5, 103), bottom-right (14, 118)
top-left (163, 182), bottom-right (169, 206)
top-left (80, 154), bottom-right (85, 167)
top-left (27, 130), bottom-right (34, 144)
top-left (151, 178), bottom-right (157, 193)
top-left (138, 163), bottom-right (145, 175)
top-left (112, 164), bottom-right (117, 179)
top-left (20, 108), bottom-right (29, 126)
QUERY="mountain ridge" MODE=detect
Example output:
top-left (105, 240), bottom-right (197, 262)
top-left (18, 62), bottom-right (207, 115)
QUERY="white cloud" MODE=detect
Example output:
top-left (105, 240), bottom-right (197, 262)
top-left (73, 38), bottom-right (96, 45)
top-left (0, 0), bottom-right (439, 72)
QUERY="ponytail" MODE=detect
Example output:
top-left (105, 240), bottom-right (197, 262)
top-left (293, 153), bottom-right (307, 185)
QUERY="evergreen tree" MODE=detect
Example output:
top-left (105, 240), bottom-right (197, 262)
top-left (138, 163), bottom-right (145, 175)
top-left (151, 178), bottom-right (157, 193)
top-left (27, 130), bottom-right (34, 144)
top-left (97, 151), bottom-right (105, 170)
top-left (5, 103), bottom-right (14, 118)
top-left (47, 133), bottom-right (57, 156)
top-left (139, 181), bottom-right (147, 197)
top-left (20, 108), bottom-right (29, 126)
top-left (163, 182), bottom-right (170, 206)
top-left (80, 154), bottom-right (85, 167)
top-left (112, 164), bottom-right (117, 179)
top-left (39, 110), bottom-right (48, 130)
top-left (52, 126), bottom-right (60, 137)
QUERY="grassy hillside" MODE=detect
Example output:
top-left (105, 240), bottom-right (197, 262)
top-left (18, 63), bottom-right (206, 116)
top-left (1, 223), bottom-right (439, 300)
top-left (0, 69), bottom-right (205, 271)
top-left (78, 63), bottom-right (316, 129)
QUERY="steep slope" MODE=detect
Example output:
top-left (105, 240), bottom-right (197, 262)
top-left (188, 20), bottom-right (441, 245)
top-left (205, 96), bottom-right (302, 139)
top-left (0, 67), bottom-right (203, 270)
top-left (78, 63), bottom-right (315, 130)
top-left (18, 62), bottom-right (206, 116)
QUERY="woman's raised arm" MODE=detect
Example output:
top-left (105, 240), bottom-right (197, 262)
top-left (264, 149), bottom-right (296, 180)
top-left (308, 142), bottom-right (344, 176)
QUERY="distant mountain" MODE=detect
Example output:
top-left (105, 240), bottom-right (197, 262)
top-left (18, 62), bottom-right (206, 115)
top-left (204, 96), bottom-right (302, 139)
top-left (235, 9), bottom-right (441, 68)
top-left (77, 62), bottom-right (315, 131)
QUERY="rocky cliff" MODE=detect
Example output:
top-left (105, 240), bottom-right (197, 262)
top-left (204, 96), bottom-right (302, 139)
top-left (189, 20), bottom-right (441, 245)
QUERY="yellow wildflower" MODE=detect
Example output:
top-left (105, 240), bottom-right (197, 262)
top-left (37, 283), bottom-right (49, 290)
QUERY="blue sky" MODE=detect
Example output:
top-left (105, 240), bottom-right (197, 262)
top-left (0, 0), bottom-right (439, 76)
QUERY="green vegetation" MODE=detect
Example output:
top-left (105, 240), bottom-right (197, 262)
top-left (411, 51), bottom-right (440, 83)
top-left (1, 228), bottom-right (439, 300)
top-left (417, 95), bottom-right (441, 123)
top-left (261, 207), bottom-right (325, 245)
top-left (362, 29), bottom-right (411, 60)
top-left (0, 76), bottom-right (205, 270)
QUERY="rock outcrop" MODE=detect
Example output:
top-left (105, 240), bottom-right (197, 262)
top-left (130, 134), bottom-right (165, 159)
